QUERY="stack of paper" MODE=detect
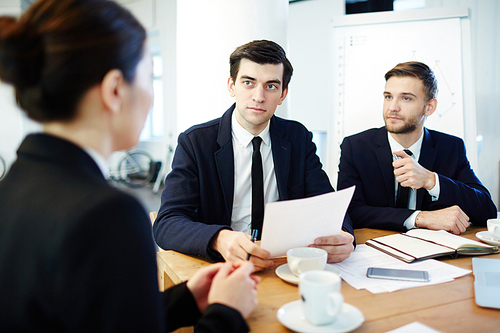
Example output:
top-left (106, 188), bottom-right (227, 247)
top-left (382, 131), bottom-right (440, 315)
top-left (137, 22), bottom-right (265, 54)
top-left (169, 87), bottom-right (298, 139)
top-left (331, 244), bottom-right (471, 294)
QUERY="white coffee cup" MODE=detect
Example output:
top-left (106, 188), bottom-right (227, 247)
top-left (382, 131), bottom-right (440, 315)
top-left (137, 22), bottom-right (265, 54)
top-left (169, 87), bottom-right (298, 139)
top-left (287, 247), bottom-right (327, 276)
top-left (487, 218), bottom-right (500, 240)
top-left (299, 270), bottom-right (344, 326)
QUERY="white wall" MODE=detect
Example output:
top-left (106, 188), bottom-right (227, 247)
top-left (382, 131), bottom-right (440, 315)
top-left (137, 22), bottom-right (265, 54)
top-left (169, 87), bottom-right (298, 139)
top-left (426, 0), bottom-right (500, 207)
top-left (118, 0), bottom-right (155, 30)
top-left (0, 3), bottom-right (20, 169)
top-left (288, 0), bottom-right (345, 132)
top-left (0, 84), bottom-right (22, 168)
top-left (175, 0), bottom-right (289, 135)
top-left (0, 0), bottom-right (20, 16)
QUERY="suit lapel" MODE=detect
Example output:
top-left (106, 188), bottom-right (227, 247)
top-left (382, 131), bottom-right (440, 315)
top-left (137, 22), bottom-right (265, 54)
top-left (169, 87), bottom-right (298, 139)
top-left (270, 117), bottom-right (291, 200)
top-left (416, 128), bottom-right (437, 208)
top-left (214, 106), bottom-right (235, 219)
top-left (375, 128), bottom-right (397, 206)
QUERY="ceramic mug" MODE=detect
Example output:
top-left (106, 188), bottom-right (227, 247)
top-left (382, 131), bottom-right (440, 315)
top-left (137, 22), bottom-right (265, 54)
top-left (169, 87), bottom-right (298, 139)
top-left (287, 247), bottom-right (327, 276)
top-left (299, 270), bottom-right (344, 326)
top-left (487, 218), bottom-right (500, 240)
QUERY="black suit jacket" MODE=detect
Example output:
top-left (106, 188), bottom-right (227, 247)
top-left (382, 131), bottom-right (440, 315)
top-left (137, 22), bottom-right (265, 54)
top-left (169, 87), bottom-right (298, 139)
top-left (154, 104), bottom-right (354, 260)
top-left (337, 127), bottom-right (497, 231)
top-left (0, 134), bottom-right (247, 332)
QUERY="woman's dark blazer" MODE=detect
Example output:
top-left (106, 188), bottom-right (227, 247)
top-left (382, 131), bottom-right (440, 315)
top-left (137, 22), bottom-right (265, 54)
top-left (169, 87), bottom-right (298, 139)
top-left (0, 133), bottom-right (247, 332)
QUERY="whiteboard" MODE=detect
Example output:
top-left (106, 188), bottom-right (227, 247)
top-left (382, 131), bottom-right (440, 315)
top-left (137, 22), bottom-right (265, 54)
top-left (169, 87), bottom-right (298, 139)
top-left (326, 7), bottom-right (476, 184)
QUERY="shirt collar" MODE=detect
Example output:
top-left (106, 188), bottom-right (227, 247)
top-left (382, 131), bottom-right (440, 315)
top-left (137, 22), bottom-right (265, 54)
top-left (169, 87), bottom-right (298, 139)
top-left (231, 111), bottom-right (271, 148)
top-left (387, 130), bottom-right (424, 160)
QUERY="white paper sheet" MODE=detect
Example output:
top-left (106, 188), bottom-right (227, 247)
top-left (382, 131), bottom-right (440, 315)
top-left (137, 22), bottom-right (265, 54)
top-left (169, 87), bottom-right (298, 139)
top-left (331, 244), bottom-right (471, 294)
top-left (386, 322), bottom-right (443, 333)
top-left (260, 186), bottom-right (355, 258)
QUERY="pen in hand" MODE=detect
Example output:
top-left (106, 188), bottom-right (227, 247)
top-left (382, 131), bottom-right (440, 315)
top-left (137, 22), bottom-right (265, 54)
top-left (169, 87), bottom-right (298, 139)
top-left (246, 229), bottom-right (259, 260)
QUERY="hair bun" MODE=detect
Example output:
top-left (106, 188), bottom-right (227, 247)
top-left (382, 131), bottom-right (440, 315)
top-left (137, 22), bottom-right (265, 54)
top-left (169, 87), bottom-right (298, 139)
top-left (0, 17), bottom-right (44, 89)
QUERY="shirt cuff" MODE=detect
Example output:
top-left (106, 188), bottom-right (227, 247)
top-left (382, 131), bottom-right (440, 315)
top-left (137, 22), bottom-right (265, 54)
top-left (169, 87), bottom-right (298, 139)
top-left (403, 210), bottom-right (421, 230)
top-left (427, 172), bottom-right (440, 201)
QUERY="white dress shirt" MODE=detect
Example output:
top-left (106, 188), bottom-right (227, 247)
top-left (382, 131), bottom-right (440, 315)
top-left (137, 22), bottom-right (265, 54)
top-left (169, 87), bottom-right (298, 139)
top-left (387, 131), bottom-right (440, 229)
top-left (230, 112), bottom-right (279, 234)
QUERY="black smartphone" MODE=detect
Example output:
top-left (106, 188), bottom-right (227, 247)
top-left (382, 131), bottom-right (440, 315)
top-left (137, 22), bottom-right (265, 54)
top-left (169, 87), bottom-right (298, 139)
top-left (366, 267), bottom-right (430, 282)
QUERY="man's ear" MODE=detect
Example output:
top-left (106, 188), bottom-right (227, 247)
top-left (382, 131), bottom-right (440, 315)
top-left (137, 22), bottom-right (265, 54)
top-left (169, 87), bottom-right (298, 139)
top-left (424, 98), bottom-right (437, 116)
top-left (278, 87), bottom-right (289, 105)
top-left (227, 76), bottom-right (236, 97)
top-left (101, 69), bottom-right (125, 114)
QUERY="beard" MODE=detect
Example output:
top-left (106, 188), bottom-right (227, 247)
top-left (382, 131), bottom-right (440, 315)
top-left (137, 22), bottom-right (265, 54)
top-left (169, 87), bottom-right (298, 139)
top-left (384, 110), bottom-right (426, 134)
top-left (386, 119), bottom-right (419, 134)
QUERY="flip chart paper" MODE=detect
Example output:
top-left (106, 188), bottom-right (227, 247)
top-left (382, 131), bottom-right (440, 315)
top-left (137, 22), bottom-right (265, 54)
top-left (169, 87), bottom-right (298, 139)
top-left (260, 186), bottom-right (355, 257)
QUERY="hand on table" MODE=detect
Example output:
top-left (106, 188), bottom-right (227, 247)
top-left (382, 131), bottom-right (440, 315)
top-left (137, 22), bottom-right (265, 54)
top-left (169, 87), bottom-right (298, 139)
top-left (393, 150), bottom-right (436, 190)
top-left (415, 205), bottom-right (470, 235)
top-left (309, 230), bottom-right (354, 263)
top-left (213, 229), bottom-right (273, 271)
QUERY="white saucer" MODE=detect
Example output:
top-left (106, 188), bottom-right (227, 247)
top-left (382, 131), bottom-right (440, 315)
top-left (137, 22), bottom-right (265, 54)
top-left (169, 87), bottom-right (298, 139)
top-left (476, 231), bottom-right (500, 246)
top-left (275, 264), bottom-right (341, 285)
top-left (277, 300), bottom-right (364, 333)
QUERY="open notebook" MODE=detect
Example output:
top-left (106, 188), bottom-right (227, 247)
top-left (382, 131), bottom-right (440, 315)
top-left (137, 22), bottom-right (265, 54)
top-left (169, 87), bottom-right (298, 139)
top-left (365, 229), bottom-right (499, 263)
top-left (473, 258), bottom-right (500, 309)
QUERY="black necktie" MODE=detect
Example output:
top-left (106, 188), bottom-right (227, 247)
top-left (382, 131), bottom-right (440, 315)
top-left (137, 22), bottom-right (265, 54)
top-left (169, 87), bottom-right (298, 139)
top-left (251, 137), bottom-right (264, 239)
top-left (395, 149), bottom-right (413, 208)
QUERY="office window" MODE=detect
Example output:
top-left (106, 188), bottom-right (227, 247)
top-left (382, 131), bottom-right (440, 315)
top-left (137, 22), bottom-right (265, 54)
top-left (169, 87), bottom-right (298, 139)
top-left (140, 53), bottom-right (164, 141)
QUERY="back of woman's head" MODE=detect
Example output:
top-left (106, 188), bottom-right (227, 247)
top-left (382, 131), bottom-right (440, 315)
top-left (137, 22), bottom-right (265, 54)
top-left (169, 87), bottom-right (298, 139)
top-left (0, 0), bottom-right (146, 122)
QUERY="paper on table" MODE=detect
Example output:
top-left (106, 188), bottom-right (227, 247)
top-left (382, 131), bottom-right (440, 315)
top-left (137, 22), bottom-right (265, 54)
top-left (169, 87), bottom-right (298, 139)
top-left (260, 186), bottom-right (355, 258)
top-left (385, 322), bottom-right (443, 333)
top-left (331, 244), bottom-right (471, 293)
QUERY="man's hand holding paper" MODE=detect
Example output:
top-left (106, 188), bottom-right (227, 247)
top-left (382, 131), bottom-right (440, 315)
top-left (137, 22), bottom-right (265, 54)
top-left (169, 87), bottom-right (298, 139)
top-left (260, 186), bottom-right (355, 262)
top-left (310, 231), bottom-right (355, 263)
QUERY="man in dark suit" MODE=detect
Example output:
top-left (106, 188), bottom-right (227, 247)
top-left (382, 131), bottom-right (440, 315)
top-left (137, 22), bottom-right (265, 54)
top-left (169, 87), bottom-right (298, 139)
top-left (337, 61), bottom-right (497, 234)
top-left (154, 40), bottom-right (355, 270)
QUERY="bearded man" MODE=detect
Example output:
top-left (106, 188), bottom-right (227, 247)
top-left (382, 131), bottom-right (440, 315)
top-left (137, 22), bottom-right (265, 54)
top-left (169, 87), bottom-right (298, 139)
top-left (337, 61), bottom-right (496, 234)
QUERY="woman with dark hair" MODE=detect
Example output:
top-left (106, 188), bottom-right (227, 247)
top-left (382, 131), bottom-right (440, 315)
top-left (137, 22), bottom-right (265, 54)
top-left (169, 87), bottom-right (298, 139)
top-left (0, 0), bottom-right (258, 332)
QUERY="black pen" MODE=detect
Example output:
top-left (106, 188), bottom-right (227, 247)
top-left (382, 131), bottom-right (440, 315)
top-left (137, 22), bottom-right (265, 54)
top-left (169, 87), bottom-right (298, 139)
top-left (246, 229), bottom-right (258, 260)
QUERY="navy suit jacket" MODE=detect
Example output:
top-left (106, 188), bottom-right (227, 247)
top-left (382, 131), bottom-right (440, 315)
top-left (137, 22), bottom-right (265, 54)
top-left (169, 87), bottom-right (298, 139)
top-left (337, 127), bottom-right (497, 231)
top-left (0, 134), bottom-right (248, 332)
top-left (154, 104), bottom-right (354, 260)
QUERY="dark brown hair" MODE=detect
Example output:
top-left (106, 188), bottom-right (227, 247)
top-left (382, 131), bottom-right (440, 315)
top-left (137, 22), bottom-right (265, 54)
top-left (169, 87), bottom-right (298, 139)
top-left (0, 0), bottom-right (146, 122)
top-left (385, 61), bottom-right (438, 101)
top-left (229, 40), bottom-right (293, 91)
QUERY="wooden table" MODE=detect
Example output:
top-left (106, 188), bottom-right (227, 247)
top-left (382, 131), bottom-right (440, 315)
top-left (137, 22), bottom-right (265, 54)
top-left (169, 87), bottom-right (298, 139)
top-left (156, 227), bottom-right (500, 332)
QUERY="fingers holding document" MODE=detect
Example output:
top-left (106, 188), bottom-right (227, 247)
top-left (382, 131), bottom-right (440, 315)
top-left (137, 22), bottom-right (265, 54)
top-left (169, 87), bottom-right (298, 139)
top-left (309, 230), bottom-right (354, 263)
